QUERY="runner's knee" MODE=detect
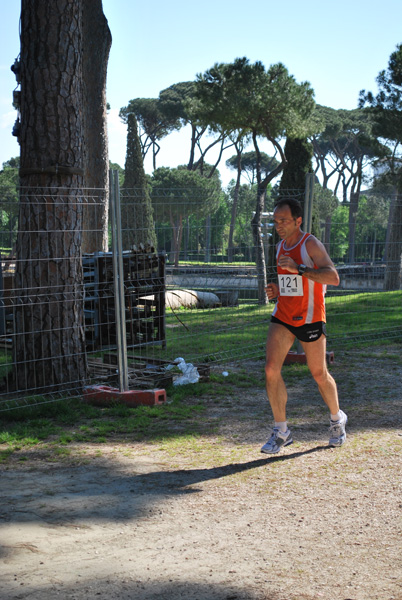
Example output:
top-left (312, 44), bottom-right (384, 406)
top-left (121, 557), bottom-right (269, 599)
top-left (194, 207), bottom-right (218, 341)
top-left (265, 361), bottom-right (281, 383)
top-left (309, 365), bottom-right (329, 386)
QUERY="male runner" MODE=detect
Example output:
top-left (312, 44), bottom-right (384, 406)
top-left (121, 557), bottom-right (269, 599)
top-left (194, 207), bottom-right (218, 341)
top-left (261, 198), bottom-right (347, 454)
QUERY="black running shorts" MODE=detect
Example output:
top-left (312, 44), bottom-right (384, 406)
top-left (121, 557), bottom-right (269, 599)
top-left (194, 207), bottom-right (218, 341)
top-left (271, 316), bottom-right (326, 342)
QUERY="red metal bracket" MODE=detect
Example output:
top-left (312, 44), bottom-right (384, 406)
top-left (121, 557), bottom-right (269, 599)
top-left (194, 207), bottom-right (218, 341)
top-left (83, 385), bottom-right (167, 407)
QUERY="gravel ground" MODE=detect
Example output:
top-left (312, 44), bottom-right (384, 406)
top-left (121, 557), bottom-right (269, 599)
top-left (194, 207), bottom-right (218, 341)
top-left (1, 345), bottom-right (401, 600)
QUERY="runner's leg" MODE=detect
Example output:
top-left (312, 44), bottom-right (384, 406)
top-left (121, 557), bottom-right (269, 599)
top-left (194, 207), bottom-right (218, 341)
top-left (300, 335), bottom-right (339, 415)
top-left (265, 322), bottom-right (295, 422)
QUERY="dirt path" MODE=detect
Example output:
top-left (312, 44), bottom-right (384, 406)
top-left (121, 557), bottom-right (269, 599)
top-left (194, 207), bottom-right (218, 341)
top-left (1, 347), bottom-right (402, 600)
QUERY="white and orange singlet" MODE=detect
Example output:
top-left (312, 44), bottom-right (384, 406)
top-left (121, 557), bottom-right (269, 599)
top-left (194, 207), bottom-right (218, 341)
top-left (272, 233), bottom-right (326, 327)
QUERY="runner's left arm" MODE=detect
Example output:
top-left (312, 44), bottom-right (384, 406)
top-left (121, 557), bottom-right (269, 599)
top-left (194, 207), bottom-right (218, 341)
top-left (303, 237), bottom-right (340, 286)
top-left (277, 237), bottom-right (339, 286)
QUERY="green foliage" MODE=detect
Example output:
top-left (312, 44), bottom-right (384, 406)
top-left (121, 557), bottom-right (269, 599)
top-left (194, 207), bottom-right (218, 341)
top-left (358, 44), bottom-right (402, 289)
top-left (276, 136), bottom-right (318, 243)
top-left (109, 161), bottom-right (124, 187)
top-left (0, 157), bottom-right (20, 190)
top-left (314, 183), bottom-right (339, 221)
top-left (329, 204), bottom-right (349, 262)
top-left (122, 113), bottom-right (157, 249)
top-left (194, 58), bottom-right (316, 141)
top-left (226, 150), bottom-right (280, 185)
top-left (268, 138), bottom-right (316, 269)
top-left (158, 81), bottom-right (231, 174)
top-left (150, 165), bottom-right (224, 264)
top-left (311, 106), bottom-right (390, 198)
top-left (0, 157), bottom-right (20, 250)
top-left (359, 43), bottom-right (402, 190)
top-left (120, 97), bottom-right (180, 134)
top-left (314, 182), bottom-right (340, 249)
top-left (226, 181), bottom-right (273, 261)
top-left (311, 106), bottom-right (389, 262)
top-left (359, 42), bottom-right (402, 123)
top-left (322, 190), bottom-right (389, 263)
top-left (354, 194), bottom-right (389, 261)
top-left (158, 81), bottom-right (196, 123)
top-left (123, 114), bottom-right (148, 189)
top-left (174, 192), bottom-right (230, 262)
top-left (151, 165), bottom-right (222, 221)
top-left (119, 97), bottom-right (181, 166)
top-left (279, 138), bottom-right (313, 193)
top-left (194, 57), bottom-right (318, 299)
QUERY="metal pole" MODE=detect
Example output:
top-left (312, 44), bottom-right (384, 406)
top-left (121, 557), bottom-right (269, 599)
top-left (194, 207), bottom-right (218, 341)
top-left (114, 171), bottom-right (129, 391)
top-left (296, 172), bottom-right (316, 356)
top-left (308, 174), bottom-right (314, 233)
top-left (304, 172), bottom-right (314, 233)
top-left (109, 170), bottom-right (129, 391)
top-left (303, 174), bottom-right (310, 230)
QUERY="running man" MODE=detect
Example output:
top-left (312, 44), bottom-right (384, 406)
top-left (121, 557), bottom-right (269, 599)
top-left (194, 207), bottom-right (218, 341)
top-left (261, 198), bottom-right (347, 454)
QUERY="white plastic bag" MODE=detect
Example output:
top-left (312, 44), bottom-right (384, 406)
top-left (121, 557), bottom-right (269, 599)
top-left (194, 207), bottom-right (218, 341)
top-left (170, 357), bottom-right (200, 386)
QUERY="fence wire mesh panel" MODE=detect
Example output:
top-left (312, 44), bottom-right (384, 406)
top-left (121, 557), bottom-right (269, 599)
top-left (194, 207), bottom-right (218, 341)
top-left (0, 179), bottom-right (401, 411)
top-left (0, 185), bottom-right (109, 411)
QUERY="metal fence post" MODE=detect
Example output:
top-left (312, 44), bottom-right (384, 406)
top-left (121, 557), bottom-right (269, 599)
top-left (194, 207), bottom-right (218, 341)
top-left (109, 169), bottom-right (129, 391)
top-left (304, 173), bottom-right (314, 233)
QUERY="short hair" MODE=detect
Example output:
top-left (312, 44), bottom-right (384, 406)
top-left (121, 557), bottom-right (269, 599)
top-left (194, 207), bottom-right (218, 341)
top-left (274, 197), bottom-right (303, 219)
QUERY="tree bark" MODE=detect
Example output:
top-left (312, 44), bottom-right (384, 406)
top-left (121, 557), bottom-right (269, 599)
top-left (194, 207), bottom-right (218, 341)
top-left (81, 0), bottom-right (112, 253)
top-left (14, 0), bottom-right (87, 393)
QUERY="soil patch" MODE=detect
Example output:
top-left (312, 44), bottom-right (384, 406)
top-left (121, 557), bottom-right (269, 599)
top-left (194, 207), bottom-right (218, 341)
top-left (1, 346), bottom-right (402, 600)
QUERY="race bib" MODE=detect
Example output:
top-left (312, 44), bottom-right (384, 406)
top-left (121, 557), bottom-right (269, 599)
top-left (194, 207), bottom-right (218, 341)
top-left (279, 274), bottom-right (304, 296)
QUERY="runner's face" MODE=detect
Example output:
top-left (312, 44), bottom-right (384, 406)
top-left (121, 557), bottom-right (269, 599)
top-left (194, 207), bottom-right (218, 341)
top-left (273, 205), bottom-right (301, 240)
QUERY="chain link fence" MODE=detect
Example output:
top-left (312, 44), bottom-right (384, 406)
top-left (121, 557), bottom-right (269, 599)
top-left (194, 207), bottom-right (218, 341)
top-left (0, 176), bottom-right (401, 411)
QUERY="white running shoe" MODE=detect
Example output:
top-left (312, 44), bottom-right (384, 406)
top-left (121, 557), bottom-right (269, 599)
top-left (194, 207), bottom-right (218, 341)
top-left (329, 410), bottom-right (348, 447)
top-left (261, 428), bottom-right (293, 454)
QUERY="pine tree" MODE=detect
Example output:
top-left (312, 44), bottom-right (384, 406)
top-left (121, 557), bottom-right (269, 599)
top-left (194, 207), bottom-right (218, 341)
top-left (122, 113), bottom-right (157, 250)
top-left (278, 137), bottom-right (320, 237)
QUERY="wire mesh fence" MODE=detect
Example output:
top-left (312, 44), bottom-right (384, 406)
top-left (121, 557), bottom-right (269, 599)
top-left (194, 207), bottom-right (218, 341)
top-left (0, 177), bottom-right (401, 411)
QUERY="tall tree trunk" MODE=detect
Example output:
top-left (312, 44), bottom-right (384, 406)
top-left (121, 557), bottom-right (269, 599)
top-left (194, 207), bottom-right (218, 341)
top-left (228, 150), bottom-right (242, 263)
top-left (384, 193), bottom-right (402, 290)
top-left (14, 0), bottom-right (87, 393)
top-left (81, 0), bottom-right (112, 253)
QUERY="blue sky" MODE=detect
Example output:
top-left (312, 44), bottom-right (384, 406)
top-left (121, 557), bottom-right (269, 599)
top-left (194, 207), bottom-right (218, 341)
top-left (1, 0), bottom-right (402, 186)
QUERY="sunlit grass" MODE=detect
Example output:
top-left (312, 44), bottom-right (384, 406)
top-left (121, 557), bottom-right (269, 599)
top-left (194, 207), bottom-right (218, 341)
top-left (151, 291), bottom-right (402, 362)
top-left (0, 291), bottom-right (401, 463)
